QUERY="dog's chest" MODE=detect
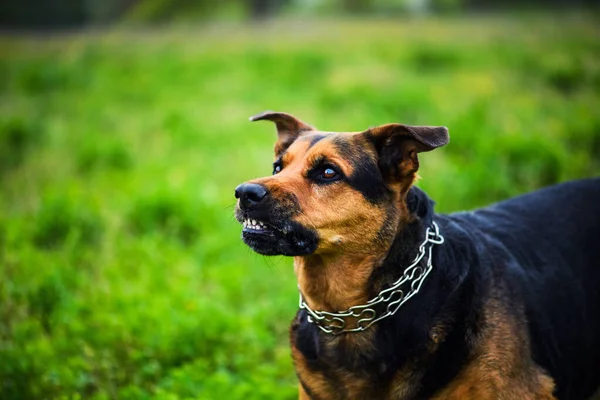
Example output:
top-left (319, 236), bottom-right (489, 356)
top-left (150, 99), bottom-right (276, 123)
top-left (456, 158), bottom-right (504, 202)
top-left (291, 346), bottom-right (419, 399)
top-left (290, 319), bottom-right (420, 400)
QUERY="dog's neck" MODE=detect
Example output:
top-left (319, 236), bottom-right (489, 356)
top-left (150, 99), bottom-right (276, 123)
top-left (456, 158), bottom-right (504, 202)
top-left (294, 252), bottom-right (387, 313)
top-left (293, 187), bottom-right (435, 318)
top-left (293, 232), bottom-right (423, 317)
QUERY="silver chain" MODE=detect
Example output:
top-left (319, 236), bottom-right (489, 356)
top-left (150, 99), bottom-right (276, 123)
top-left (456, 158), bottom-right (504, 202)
top-left (298, 221), bottom-right (444, 335)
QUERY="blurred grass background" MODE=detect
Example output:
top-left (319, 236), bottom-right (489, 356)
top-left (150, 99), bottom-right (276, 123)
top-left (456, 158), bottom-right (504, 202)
top-left (1, 2), bottom-right (599, 399)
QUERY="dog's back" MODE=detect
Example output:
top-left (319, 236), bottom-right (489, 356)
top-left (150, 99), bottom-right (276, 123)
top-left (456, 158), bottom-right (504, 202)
top-left (452, 178), bottom-right (600, 399)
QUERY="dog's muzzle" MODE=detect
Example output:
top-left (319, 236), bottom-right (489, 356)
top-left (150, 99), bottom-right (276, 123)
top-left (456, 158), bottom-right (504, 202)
top-left (234, 183), bottom-right (319, 256)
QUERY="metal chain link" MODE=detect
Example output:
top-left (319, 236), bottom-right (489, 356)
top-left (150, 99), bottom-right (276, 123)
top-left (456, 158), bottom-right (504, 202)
top-left (298, 221), bottom-right (444, 335)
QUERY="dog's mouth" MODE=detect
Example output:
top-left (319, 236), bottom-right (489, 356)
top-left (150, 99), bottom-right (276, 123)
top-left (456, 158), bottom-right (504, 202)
top-left (241, 218), bottom-right (285, 234)
top-left (237, 214), bottom-right (318, 256)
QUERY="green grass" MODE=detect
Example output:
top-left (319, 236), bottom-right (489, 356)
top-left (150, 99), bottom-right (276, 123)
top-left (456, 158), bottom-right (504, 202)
top-left (1, 14), bottom-right (599, 399)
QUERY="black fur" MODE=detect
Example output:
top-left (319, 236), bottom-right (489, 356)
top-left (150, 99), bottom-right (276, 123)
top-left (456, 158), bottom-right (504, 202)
top-left (235, 191), bottom-right (319, 256)
top-left (292, 179), bottom-right (600, 399)
top-left (333, 139), bottom-right (393, 204)
top-left (306, 133), bottom-right (327, 149)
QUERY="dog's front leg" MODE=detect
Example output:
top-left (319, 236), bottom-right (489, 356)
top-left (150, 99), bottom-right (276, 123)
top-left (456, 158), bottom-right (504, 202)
top-left (299, 383), bottom-right (311, 400)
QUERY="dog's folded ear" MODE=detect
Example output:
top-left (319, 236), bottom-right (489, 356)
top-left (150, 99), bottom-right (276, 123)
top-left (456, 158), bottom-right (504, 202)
top-left (250, 111), bottom-right (316, 155)
top-left (365, 123), bottom-right (449, 183)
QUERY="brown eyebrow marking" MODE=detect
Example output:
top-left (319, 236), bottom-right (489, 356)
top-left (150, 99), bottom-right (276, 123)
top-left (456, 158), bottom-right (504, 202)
top-left (279, 149), bottom-right (295, 166)
top-left (278, 138), bottom-right (313, 168)
top-left (305, 138), bottom-right (355, 177)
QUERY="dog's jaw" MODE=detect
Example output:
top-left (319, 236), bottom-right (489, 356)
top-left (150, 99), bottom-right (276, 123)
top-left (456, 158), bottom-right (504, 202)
top-left (237, 212), bottom-right (319, 256)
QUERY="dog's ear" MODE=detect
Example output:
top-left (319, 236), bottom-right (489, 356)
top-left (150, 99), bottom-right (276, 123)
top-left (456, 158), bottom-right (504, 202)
top-left (365, 123), bottom-right (449, 183)
top-left (250, 111), bottom-right (316, 155)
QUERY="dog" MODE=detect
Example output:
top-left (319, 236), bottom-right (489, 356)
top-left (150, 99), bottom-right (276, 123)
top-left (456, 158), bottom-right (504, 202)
top-left (234, 111), bottom-right (600, 400)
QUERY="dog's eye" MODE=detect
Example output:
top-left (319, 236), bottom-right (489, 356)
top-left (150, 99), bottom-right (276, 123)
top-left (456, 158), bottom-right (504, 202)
top-left (320, 167), bottom-right (338, 180)
top-left (273, 164), bottom-right (282, 175)
top-left (308, 164), bottom-right (342, 183)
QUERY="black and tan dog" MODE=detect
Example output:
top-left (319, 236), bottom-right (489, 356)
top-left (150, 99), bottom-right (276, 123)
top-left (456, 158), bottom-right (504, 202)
top-left (234, 111), bottom-right (600, 400)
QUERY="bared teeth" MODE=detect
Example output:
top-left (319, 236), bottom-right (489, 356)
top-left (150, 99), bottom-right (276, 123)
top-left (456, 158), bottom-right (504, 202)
top-left (243, 219), bottom-right (268, 231)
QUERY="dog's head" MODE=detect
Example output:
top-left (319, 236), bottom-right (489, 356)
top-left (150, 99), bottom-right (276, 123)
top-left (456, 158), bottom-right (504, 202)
top-left (235, 111), bottom-right (448, 257)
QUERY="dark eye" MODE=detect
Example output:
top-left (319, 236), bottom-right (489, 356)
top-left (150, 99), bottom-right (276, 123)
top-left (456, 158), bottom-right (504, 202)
top-left (308, 163), bottom-right (342, 183)
top-left (273, 164), bottom-right (282, 175)
top-left (320, 167), bottom-right (338, 180)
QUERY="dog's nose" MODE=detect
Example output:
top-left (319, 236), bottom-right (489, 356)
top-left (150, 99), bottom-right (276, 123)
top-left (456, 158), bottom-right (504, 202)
top-left (235, 183), bottom-right (268, 209)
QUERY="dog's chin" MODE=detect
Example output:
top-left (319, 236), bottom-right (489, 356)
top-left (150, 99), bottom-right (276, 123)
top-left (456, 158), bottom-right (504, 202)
top-left (240, 221), bottom-right (318, 256)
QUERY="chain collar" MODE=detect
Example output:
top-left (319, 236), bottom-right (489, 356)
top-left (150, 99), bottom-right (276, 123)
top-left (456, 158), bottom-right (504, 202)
top-left (298, 221), bottom-right (444, 335)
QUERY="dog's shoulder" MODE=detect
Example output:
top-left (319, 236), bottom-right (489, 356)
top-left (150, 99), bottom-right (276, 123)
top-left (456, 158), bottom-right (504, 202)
top-left (441, 178), bottom-right (600, 399)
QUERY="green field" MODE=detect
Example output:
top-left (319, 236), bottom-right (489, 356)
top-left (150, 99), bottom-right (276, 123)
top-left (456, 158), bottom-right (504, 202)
top-left (1, 15), bottom-right (599, 399)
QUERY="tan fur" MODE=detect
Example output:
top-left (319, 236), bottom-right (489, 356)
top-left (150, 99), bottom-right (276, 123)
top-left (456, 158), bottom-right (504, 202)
top-left (292, 344), bottom-right (336, 399)
top-left (429, 294), bottom-right (556, 400)
top-left (294, 254), bottom-right (380, 319)
top-left (386, 367), bottom-right (423, 400)
top-left (298, 383), bottom-right (311, 400)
